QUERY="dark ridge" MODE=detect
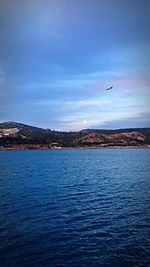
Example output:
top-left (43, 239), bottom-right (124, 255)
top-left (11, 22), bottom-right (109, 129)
top-left (0, 121), bottom-right (150, 148)
top-left (0, 121), bottom-right (48, 132)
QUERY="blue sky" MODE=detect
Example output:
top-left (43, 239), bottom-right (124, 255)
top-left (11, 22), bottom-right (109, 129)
top-left (0, 0), bottom-right (150, 130)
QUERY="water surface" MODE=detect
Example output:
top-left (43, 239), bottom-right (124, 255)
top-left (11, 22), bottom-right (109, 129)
top-left (0, 149), bottom-right (150, 267)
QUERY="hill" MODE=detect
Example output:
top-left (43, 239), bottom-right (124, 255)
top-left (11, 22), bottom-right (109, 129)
top-left (0, 121), bottom-right (150, 149)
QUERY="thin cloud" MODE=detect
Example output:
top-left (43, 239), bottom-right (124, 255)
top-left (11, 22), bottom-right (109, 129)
top-left (0, 0), bottom-right (150, 129)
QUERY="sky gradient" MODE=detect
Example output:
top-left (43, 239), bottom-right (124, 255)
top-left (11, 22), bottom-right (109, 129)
top-left (0, 0), bottom-right (150, 130)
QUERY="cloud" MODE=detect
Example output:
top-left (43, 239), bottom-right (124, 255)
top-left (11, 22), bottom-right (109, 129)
top-left (32, 91), bottom-right (150, 130)
top-left (58, 109), bottom-right (150, 131)
top-left (0, 67), bottom-right (8, 118)
top-left (0, 0), bottom-right (150, 129)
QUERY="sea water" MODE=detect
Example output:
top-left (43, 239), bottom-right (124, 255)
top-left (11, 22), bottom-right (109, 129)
top-left (0, 149), bottom-right (150, 267)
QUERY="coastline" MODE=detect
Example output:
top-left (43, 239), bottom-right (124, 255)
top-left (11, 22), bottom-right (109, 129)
top-left (0, 145), bottom-right (150, 150)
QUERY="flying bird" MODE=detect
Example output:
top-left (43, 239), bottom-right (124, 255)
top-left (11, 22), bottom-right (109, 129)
top-left (106, 86), bottom-right (113, 91)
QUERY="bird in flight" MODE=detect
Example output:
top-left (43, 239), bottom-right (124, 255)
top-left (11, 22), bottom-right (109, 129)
top-left (106, 86), bottom-right (113, 91)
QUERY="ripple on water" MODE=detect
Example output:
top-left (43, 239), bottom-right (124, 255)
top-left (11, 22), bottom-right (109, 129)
top-left (0, 149), bottom-right (150, 267)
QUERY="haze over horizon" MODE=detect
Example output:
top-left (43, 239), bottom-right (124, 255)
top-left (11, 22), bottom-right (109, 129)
top-left (0, 0), bottom-right (150, 131)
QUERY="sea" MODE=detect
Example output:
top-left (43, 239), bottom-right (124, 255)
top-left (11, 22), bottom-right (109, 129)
top-left (0, 149), bottom-right (150, 267)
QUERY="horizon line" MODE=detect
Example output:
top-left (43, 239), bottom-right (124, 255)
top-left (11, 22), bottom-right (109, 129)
top-left (0, 120), bottom-right (150, 132)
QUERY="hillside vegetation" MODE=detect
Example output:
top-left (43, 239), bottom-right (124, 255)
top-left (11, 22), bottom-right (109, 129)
top-left (0, 122), bottom-right (150, 149)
